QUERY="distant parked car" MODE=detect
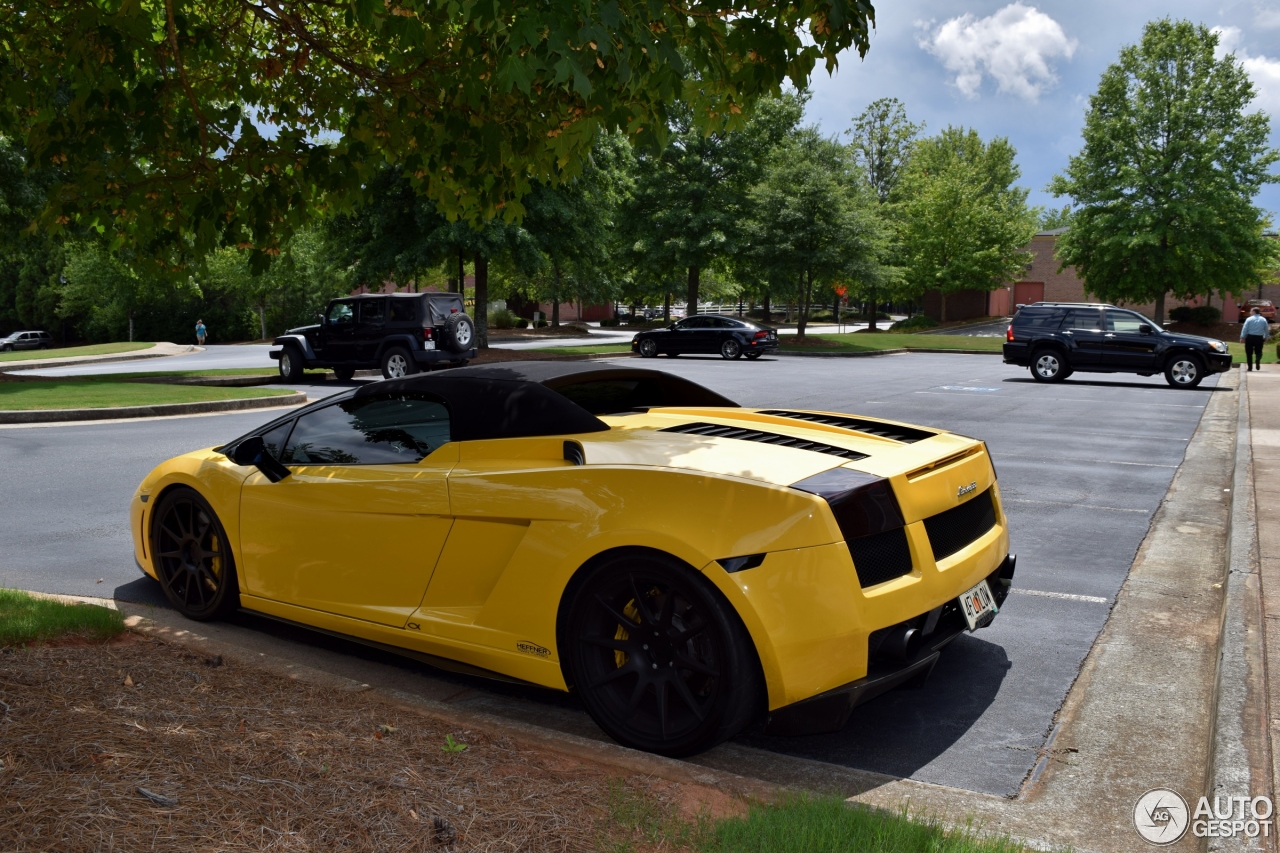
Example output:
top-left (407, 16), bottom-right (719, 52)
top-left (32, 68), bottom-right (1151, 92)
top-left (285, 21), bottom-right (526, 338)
top-left (632, 315), bottom-right (779, 360)
top-left (0, 330), bottom-right (53, 352)
top-left (1238, 300), bottom-right (1276, 323)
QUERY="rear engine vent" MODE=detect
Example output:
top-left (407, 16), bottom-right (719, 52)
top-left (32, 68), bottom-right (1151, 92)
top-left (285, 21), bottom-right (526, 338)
top-left (847, 528), bottom-right (914, 588)
top-left (757, 410), bottom-right (935, 444)
top-left (659, 422), bottom-right (868, 461)
top-left (924, 488), bottom-right (997, 562)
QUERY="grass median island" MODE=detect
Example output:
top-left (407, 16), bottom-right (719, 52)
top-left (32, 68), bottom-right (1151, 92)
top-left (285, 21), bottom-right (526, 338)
top-left (0, 378), bottom-right (290, 410)
top-left (780, 332), bottom-right (1005, 354)
top-left (0, 588), bottom-right (124, 646)
top-left (533, 343), bottom-right (634, 355)
top-left (0, 341), bottom-right (155, 362)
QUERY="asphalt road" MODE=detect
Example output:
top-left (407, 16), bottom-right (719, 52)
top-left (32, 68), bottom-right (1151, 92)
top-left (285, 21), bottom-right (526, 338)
top-left (0, 352), bottom-right (1219, 797)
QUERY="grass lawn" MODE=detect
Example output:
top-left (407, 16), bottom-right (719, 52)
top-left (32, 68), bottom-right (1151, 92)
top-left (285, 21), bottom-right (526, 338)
top-left (532, 343), bottom-right (634, 355)
top-left (0, 341), bottom-right (155, 362)
top-left (0, 379), bottom-right (290, 410)
top-left (0, 588), bottom-right (125, 646)
top-left (779, 333), bottom-right (1004, 353)
top-left (1227, 340), bottom-right (1278, 364)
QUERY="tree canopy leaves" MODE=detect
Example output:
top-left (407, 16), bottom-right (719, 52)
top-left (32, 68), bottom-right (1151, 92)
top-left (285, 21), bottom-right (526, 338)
top-left (1049, 19), bottom-right (1279, 321)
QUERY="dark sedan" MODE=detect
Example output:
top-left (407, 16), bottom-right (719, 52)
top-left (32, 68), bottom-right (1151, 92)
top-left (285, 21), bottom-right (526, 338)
top-left (631, 315), bottom-right (779, 360)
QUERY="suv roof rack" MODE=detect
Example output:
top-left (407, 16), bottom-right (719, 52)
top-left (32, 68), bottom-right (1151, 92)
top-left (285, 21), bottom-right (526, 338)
top-left (1023, 301), bottom-right (1116, 308)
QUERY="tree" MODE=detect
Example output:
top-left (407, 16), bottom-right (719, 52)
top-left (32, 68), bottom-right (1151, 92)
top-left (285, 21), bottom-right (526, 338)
top-left (1049, 20), bottom-right (1280, 322)
top-left (624, 95), bottom-right (803, 317)
top-left (743, 130), bottom-right (886, 339)
top-left (847, 97), bottom-right (919, 329)
top-left (1037, 205), bottom-right (1074, 231)
top-left (896, 128), bottom-right (1036, 322)
top-left (0, 0), bottom-right (876, 270)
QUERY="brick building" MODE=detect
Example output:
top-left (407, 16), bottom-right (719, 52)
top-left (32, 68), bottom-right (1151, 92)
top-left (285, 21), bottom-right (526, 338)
top-left (922, 228), bottom-right (1280, 322)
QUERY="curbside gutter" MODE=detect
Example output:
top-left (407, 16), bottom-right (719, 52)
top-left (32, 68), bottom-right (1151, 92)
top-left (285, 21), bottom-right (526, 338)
top-left (0, 391), bottom-right (306, 424)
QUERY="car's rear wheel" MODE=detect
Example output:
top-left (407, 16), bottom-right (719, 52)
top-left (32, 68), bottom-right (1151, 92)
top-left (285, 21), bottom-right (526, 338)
top-left (720, 339), bottom-right (742, 360)
top-left (1031, 349), bottom-right (1068, 382)
top-left (381, 346), bottom-right (418, 379)
top-left (332, 366), bottom-right (355, 381)
top-left (278, 346), bottom-right (305, 383)
top-left (565, 551), bottom-right (762, 757)
top-left (1165, 354), bottom-right (1204, 388)
top-left (151, 488), bottom-right (239, 621)
top-left (638, 339), bottom-right (658, 358)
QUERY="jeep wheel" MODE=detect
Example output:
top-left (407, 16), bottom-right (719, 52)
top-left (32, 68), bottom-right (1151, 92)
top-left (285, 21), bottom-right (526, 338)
top-left (278, 346), bottom-right (306, 383)
top-left (1031, 349), bottom-right (1068, 383)
top-left (445, 314), bottom-right (476, 353)
top-left (381, 346), bottom-right (418, 380)
top-left (1165, 354), bottom-right (1204, 389)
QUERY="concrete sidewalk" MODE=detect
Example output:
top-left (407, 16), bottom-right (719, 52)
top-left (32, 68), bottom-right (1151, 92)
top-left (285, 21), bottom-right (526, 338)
top-left (1248, 367), bottom-right (1280, 820)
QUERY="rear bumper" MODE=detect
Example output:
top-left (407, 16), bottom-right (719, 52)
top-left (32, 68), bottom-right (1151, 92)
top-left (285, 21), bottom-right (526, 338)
top-left (1002, 342), bottom-right (1030, 365)
top-left (413, 347), bottom-right (476, 364)
top-left (764, 554), bottom-right (1016, 736)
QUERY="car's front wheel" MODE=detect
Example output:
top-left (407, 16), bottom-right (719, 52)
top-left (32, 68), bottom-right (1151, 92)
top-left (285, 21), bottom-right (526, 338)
top-left (151, 488), bottom-right (240, 621)
top-left (1031, 349), bottom-right (1068, 382)
top-left (638, 339), bottom-right (658, 358)
top-left (720, 339), bottom-right (742, 360)
top-left (565, 551), bottom-right (762, 757)
top-left (1165, 354), bottom-right (1204, 389)
top-left (381, 346), bottom-right (418, 379)
top-left (278, 346), bottom-right (305, 383)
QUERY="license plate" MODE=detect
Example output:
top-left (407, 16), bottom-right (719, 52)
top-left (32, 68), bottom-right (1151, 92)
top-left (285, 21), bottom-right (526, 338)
top-left (958, 580), bottom-right (997, 630)
top-left (425, 341), bottom-right (436, 351)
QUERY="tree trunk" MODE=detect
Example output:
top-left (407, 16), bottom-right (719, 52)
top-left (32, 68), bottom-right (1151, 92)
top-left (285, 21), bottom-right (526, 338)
top-left (797, 271), bottom-right (810, 340)
top-left (552, 265), bottom-right (561, 327)
top-left (455, 248), bottom-right (464, 293)
top-left (761, 293), bottom-right (770, 324)
top-left (473, 252), bottom-right (489, 349)
top-left (1153, 291), bottom-right (1166, 325)
top-left (128, 312), bottom-right (134, 343)
top-left (258, 304), bottom-right (267, 341)
top-left (663, 293), bottom-right (671, 323)
top-left (867, 286), bottom-right (878, 331)
top-left (686, 265), bottom-right (699, 318)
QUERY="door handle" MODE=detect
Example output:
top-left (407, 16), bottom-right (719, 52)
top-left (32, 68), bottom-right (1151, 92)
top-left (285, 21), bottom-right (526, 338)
top-left (1104, 333), bottom-right (1116, 338)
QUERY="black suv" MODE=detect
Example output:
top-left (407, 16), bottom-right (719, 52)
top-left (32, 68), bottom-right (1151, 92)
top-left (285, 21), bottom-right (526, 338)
top-left (1003, 302), bottom-right (1232, 389)
top-left (270, 293), bottom-right (477, 382)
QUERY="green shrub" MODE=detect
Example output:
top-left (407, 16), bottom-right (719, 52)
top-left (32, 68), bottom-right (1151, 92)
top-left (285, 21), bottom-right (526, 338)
top-left (1188, 305), bottom-right (1221, 325)
top-left (489, 307), bottom-right (517, 330)
top-left (515, 318), bottom-right (529, 329)
top-left (600, 317), bottom-right (620, 327)
top-left (1168, 306), bottom-right (1194, 322)
top-left (889, 315), bottom-right (939, 332)
top-left (534, 319), bottom-right (548, 328)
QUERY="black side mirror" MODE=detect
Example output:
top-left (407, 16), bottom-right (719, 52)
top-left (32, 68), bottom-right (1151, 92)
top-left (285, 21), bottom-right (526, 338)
top-left (317, 312), bottom-right (327, 324)
top-left (1138, 324), bottom-right (1152, 335)
top-left (228, 436), bottom-right (291, 483)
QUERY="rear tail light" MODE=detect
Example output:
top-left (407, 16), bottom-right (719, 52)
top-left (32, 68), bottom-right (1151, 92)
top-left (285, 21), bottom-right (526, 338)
top-left (1006, 325), bottom-right (1014, 342)
top-left (791, 468), bottom-right (904, 540)
top-left (422, 328), bottom-right (433, 340)
top-left (753, 330), bottom-right (768, 339)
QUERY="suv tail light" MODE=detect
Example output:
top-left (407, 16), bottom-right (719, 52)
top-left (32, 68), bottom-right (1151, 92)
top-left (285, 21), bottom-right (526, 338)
top-left (422, 327), bottom-right (433, 340)
top-left (1006, 325), bottom-right (1014, 342)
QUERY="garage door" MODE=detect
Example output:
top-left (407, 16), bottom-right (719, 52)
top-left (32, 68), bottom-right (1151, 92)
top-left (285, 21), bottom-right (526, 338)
top-left (1014, 282), bottom-right (1045, 306)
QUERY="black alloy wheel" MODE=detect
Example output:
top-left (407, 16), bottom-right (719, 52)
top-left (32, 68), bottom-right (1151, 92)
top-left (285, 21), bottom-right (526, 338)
top-left (1165, 354), bottom-right (1204, 388)
top-left (638, 339), bottom-right (658, 358)
top-left (566, 552), bottom-right (761, 756)
top-left (1031, 348), bottom-right (1068, 383)
top-left (151, 488), bottom-right (239, 621)
top-left (720, 339), bottom-right (742, 360)
top-left (278, 346), bottom-right (305, 383)
top-left (332, 366), bottom-right (356, 381)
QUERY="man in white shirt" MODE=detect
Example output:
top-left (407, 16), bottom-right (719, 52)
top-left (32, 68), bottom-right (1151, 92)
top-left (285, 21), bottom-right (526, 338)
top-left (1240, 307), bottom-right (1270, 371)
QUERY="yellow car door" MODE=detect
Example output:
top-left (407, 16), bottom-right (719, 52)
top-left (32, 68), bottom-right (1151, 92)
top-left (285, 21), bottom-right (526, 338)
top-left (239, 392), bottom-right (456, 627)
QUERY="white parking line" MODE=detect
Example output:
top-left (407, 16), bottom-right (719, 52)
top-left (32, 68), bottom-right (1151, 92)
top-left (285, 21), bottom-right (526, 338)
top-left (1009, 588), bottom-right (1110, 604)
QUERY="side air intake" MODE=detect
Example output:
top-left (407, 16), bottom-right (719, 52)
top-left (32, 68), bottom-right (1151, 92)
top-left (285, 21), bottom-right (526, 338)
top-left (757, 410), bottom-right (936, 444)
top-left (659, 422), bottom-right (868, 461)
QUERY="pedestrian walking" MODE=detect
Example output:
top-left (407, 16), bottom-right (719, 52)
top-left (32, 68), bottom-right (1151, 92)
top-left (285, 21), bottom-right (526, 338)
top-left (195, 319), bottom-right (207, 346)
top-left (1240, 306), bottom-right (1269, 371)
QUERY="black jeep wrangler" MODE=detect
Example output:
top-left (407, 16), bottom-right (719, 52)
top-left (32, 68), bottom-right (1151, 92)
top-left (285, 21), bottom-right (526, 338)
top-left (270, 293), bottom-right (477, 382)
top-left (1002, 301), bottom-right (1233, 389)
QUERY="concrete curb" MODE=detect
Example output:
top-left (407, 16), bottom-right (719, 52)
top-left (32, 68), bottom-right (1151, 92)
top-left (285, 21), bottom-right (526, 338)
top-left (0, 391), bottom-right (306, 424)
top-left (777, 348), bottom-right (1001, 358)
top-left (0, 344), bottom-right (202, 372)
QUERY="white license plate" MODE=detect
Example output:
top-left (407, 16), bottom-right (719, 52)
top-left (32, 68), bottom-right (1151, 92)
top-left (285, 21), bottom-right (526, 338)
top-left (425, 341), bottom-right (436, 351)
top-left (958, 580), bottom-right (998, 630)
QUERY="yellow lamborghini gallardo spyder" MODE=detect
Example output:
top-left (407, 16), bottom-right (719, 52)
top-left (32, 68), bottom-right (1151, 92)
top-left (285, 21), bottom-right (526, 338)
top-left (131, 363), bottom-right (1013, 756)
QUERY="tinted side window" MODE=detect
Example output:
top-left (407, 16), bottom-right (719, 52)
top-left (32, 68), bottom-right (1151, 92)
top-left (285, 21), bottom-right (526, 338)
top-left (390, 300), bottom-right (416, 322)
top-left (282, 395), bottom-right (451, 465)
top-left (1061, 309), bottom-right (1102, 331)
top-left (1013, 308), bottom-right (1062, 329)
top-left (1105, 310), bottom-right (1148, 333)
top-left (327, 301), bottom-right (355, 324)
top-left (360, 299), bottom-right (385, 324)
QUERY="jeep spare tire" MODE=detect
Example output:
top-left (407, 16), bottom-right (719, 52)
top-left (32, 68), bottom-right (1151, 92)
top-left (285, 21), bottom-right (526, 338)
top-left (445, 313), bottom-right (475, 353)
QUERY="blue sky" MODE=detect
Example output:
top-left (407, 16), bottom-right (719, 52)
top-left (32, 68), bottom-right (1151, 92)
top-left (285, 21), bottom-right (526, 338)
top-left (802, 1), bottom-right (1280, 222)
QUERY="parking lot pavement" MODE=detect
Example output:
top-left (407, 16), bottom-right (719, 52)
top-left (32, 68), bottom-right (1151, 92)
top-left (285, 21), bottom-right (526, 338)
top-left (0, 353), bottom-right (1219, 797)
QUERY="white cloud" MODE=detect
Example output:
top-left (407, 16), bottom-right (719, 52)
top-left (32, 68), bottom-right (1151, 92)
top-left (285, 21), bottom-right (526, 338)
top-left (1212, 26), bottom-right (1280, 116)
top-left (919, 3), bottom-right (1077, 102)
top-left (1256, 5), bottom-right (1280, 30)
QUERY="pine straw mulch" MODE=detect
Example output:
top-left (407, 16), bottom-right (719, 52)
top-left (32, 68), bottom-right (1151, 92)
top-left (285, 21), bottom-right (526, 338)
top-left (0, 634), bottom-right (718, 852)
